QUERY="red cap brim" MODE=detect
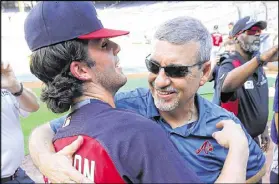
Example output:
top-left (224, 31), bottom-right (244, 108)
top-left (78, 28), bottom-right (129, 39)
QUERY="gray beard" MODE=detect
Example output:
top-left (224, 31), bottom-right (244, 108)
top-left (154, 96), bottom-right (179, 111)
top-left (240, 42), bottom-right (260, 54)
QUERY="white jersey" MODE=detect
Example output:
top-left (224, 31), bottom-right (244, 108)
top-left (1, 89), bottom-right (29, 177)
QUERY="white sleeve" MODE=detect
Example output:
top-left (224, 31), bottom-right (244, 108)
top-left (11, 95), bottom-right (30, 118)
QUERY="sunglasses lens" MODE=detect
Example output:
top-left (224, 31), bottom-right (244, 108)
top-left (246, 29), bottom-right (261, 35)
top-left (145, 55), bottom-right (190, 78)
top-left (165, 66), bottom-right (188, 78)
top-left (146, 60), bottom-right (160, 74)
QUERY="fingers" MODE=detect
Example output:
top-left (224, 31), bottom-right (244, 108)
top-left (215, 121), bottom-right (224, 129)
top-left (212, 130), bottom-right (221, 140)
top-left (1, 62), bottom-right (11, 72)
top-left (58, 136), bottom-right (84, 157)
top-left (68, 167), bottom-right (92, 183)
top-left (67, 165), bottom-right (92, 183)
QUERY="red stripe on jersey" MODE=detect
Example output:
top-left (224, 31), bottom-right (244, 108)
top-left (53, 135), bottom-right (125, 183)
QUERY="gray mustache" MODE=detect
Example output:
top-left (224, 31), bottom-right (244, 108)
top-left (152, 82), bottom-right (178, 93)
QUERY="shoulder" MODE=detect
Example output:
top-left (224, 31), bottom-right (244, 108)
top-left (114, 88), bottom-right (153, 115)
top-left (218, 54), bottom-right (241, 73)
top-left (115, 88), bottom-right (150, 102)
top-left (112, 108), bottom-right (161, 131)
top-left (197, 95), bottom-right (241, 134)
top-left (201, 95), bottom-right (237, 119)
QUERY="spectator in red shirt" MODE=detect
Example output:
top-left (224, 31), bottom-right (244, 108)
top-left (210, 25), bottom-right (223, 61)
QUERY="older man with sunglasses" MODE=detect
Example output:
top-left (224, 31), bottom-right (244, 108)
top-left (212, 16), bottom-right (278, 155)
top-left (28, 16), bottom-right (270, 183)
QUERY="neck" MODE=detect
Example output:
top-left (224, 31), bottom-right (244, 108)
top-left (235, 44), bottom-right (252, 61)
top-left (159, 96), bottom-right (198, 129)
top-left (73, 83), bottom-right (116, 108)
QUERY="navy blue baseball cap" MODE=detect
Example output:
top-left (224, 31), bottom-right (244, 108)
top-left (24, 1), bottom-right (129, 51)
top-left (231, 16), bottom-right (267, 37)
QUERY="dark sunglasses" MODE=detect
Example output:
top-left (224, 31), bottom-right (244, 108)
top-left (145, 54), bottom-right (204, 78)
top-left (239, 26), bottom-right (262, 36)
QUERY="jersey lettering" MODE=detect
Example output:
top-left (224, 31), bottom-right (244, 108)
top-left (73, 154), bottom-right (95, 182)
top-left (214, 36), bottom-right (220, 45)
top-left (54, 136), bottom-right (125, 183)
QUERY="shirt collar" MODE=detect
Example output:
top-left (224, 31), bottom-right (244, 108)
top-left (71, 99), bottom-right (91, 112)
top-left (146, 92), bottom-right (209, 136)
top-left (145, 90), bottom-right (161, 118)
top-left (190, 94), bottom-right (209, 136)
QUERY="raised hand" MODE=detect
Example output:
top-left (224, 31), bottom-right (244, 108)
top-left (1, 62), bottom-right (21, 93)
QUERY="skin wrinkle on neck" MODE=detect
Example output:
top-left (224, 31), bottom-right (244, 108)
top-left (159, 97), bottom-right (198, 129)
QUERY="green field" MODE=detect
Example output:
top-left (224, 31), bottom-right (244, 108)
top-left (21, 76), bottom-right (276, 155)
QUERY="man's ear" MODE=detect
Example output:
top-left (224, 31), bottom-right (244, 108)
top-left (70, 61), bottom-right (91, 81)
top-left (199, 60), bottom-right (211, 86)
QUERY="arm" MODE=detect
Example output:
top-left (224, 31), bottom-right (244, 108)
top-left (14, 84), bottom-right (40, 112)
top-left (222, 56), bottom-right (260, 93)
top-left (28, 119), bottom-right (91, 183)
top-left (29, 123), bottom-right (56, 170)
top-left (217, 116), bottom-right (266, 183)
top-left (246, 164), bottom-right (266, 183)
top-left (1, 62), bottom-right (39, 112)
top-left (222, 45), bottom-right (278, 93)
top-left (208, 57), bottom-right (220, 82)
top-left (276, 113), bottom-right (279, 134)
top-left (216, 143), bottom-right (249, 183)
top-left (274, 76), bottom-right (279, 134)
top-left (212, 120), bottom-right (249, 183)
top-left (265, 62), bottom-right (278, 72)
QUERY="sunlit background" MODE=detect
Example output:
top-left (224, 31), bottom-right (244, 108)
top-left (1, 1), bottom-right (278, 81)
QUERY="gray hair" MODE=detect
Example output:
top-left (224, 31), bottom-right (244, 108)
top-left (154, 16), bottom-right (212, 63)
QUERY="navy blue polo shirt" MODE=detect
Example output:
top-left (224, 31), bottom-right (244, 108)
top-left (212, 52), bottom-right (269, 138)
top-left (51, 88), bottom-right (265, 183)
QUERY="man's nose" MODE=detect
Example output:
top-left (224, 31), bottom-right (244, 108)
top-left (154, 68), bottom-right (171, 88)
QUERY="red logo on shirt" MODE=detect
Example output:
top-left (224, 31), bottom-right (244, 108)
top-left (196, 140), bottom-right (214, 154)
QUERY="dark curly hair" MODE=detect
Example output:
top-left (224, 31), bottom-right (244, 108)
top-left (30, 39), bottom-right (95, 113)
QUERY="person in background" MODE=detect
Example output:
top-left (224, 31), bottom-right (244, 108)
top-left (209, 39), bottom-right (236, 90)
top-left (270, 74), bottom-right (278, 184)
top-left (210, 25), bottom-right (223, 61)
top-left (228, 22), bottom-right (234, 39)
top-left (213, 17), bottom-right (278, 183)
top-left (1, 62), bottom-right (40, 183)
top-left (228, 22), bottom-right (234, 32)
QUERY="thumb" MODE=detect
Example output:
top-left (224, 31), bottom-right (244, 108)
top-left (215, 121), bottom-right (224, 129)
top-left (58, 136), bottom-right (84, 157)
top-left (212, 131), bottom-right (221, 140)
top-left (212, 131), bottom-right (223, 145)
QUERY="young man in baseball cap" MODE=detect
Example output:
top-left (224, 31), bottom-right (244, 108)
top-left (25, 1), bottom-right (201, 183)
top-left (213, 16), bottom-right (278, 178)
